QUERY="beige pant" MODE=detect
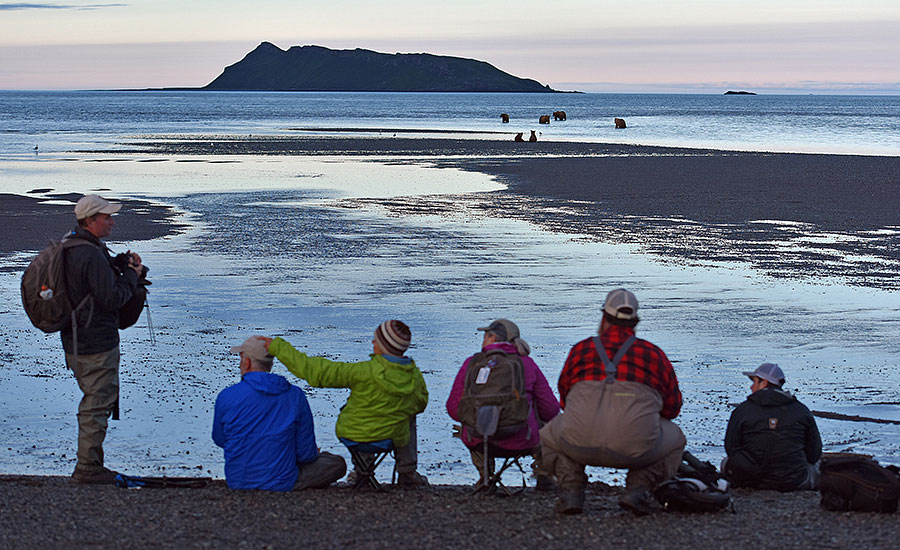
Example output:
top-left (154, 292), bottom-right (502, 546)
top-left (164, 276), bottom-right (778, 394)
top-left (295, 451), bottom-right (347, 490)
top-left (66, 348), bottom-right (119, 472)
top-left (540, 380), bottom-right (685, 492)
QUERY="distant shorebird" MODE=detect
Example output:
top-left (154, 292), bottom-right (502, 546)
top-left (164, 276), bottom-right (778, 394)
top-left (33, 145), bottom-right (39, 152)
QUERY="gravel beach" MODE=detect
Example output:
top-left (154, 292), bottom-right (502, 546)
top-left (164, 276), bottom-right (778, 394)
top-left (2, 475), bottom-right (898, 550)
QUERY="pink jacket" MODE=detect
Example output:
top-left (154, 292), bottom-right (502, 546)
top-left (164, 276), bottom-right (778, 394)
top-left (446, 342), bottom-right (560, 451)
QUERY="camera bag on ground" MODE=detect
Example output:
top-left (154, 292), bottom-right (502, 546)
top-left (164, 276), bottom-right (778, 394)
top-left (114, 474), bottom-right (211, 489)
top-left (653, 451), bottom-right (733, 513)
top-left (819, 452), bottom-right (900, 513)
top-left (21, 237), bottom-right (95, 333)
top-left (457, 349), bottom-right (529, 440)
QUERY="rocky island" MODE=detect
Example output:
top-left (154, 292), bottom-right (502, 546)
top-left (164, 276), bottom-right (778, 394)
top-left (203, 42), bottom-right (558, 93)
top-left (724, 90), bottom-right (757, 95)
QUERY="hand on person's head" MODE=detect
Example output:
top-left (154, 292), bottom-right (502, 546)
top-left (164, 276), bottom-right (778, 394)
top-left (257, 336), bottom-right (274, 351)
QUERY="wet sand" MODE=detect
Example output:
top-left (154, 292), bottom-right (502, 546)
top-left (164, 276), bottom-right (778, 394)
top-left (2, 476), bottom-right (898, 549)
top-left (115, 135), bottom-right (900, 230)
top-left (109, 135), bottom-right (900, 288)
top-left (0, 192), bottom-right (188, 262)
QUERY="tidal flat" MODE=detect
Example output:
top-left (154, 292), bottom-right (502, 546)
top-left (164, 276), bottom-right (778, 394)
top-left (1, 139), bottom-right (898, 486)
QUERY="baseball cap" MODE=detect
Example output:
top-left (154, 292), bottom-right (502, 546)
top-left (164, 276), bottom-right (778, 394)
top-left (742, 363), bottom-right (785, 386)
top-left (74, 194), bottom-right (122, 220)
top-left (477, 319), bottom-right (520, 342)
top-left (603, 288), bottom-right (639, 320)
top-left (230, 336), bottom-right (273, 367)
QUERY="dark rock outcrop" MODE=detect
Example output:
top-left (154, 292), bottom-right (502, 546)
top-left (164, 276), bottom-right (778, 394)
top-left (724, 90), bottom-right (757, 95)
top-left (204, 42), bottom-right (557, 93)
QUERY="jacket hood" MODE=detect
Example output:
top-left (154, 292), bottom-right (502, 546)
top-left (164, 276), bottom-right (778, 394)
top-left (748, 387), bottom-right (796, 407)
top-left (369, 354), bottom-right (420, 397)
top-left (241, 371), bottom-right (292, 395)
top-left (483, 342), bottom-right (519, 355)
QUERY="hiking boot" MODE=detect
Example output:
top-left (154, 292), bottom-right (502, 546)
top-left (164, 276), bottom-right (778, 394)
top-left (396, 471), bottom-right (429, 487)
top-left (535, 474), bottom-right (557, 492)
top-left (619, 488), bottom-right (662, 516)
top-left (71, 466), bottom-right (118, 485)
top-left (345, 470), bottom-right (360, 485)
top-left (554, 490), bottom-right (584, 515)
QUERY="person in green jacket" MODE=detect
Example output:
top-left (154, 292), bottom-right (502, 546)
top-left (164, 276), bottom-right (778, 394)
top-left (262, 320), bottom-right (429, 486)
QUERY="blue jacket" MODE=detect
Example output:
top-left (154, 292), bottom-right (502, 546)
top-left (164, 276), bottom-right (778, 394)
top-left (213, 371), bottom-right (318, 491)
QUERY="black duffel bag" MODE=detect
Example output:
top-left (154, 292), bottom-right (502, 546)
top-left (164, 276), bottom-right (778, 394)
top-left (819, 452), bottom-right (900, 513)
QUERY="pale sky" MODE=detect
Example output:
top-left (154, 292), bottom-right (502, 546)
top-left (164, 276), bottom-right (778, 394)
top-left (1, 0), bottom-right (899, 92)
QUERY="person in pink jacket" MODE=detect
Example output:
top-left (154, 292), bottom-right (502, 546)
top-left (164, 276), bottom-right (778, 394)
top-left (446, 319), bottom-right (560, 489)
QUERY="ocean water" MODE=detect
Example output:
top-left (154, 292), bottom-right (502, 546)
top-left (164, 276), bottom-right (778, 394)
top-left (1, 92), bottom-right (899, 484)
top-left (2, 90), bottom-right (900, 156)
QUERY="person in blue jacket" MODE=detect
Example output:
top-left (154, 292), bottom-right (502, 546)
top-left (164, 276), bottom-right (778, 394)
top-left (213, 335), bottom-right (346, 491)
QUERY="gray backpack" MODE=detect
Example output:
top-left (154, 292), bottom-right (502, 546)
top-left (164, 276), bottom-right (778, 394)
top-left (21, 236), bottom-right (94, 333)
top-left (457, 349), bottom-right (529, 439)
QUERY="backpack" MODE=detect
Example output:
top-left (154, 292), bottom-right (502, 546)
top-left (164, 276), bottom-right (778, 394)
top-left (819, 453), bottom-right (900, 513)
top-left (653, 452), bottom-right (733, 513)
top-left (457, 349), bottom-right (529, 439)
top-left (21, 236), bottom-right (95, 333)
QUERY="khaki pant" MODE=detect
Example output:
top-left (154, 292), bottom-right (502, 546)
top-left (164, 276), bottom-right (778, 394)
top-left (66, 347), bottom-right (119, 472)
top-left (393, 416), bottom-right (419, 474)
top-left (295, 451), bottom-right (347, 490)
top-left (540, 380), bottom-right (685, 492)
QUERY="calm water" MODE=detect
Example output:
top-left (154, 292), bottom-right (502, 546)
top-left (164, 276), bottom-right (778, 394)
top-left (2, 91), bottom-right (900, 156)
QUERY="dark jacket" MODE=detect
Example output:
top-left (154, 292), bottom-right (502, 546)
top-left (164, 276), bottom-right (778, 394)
top-left (724, 387), bottom-right (822, 491)
top-left (60, 226), bottom-right (137, 355)
top-left (213, 371), bottom-right (319, 491)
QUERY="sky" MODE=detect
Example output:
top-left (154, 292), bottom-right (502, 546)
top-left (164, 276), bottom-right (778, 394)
top-left (1, 0), bottom-right (899, 93)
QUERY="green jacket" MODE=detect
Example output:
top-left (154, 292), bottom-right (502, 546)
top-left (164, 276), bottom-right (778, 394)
top-left (269, 337), bottom-right (429, 446)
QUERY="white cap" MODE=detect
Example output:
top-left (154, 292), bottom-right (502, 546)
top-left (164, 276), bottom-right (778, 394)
top-left (230, 336), bottom-right (274, 367)
top-left (603, 288), bottom-right (639, 321)
top-left (74, 194), bottom-right (121, 220)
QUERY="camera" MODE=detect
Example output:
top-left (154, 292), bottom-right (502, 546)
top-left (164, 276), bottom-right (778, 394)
top-left (113, 252), bottom-right (151, 284)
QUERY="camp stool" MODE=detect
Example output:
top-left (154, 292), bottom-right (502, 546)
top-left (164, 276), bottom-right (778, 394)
top-left (472, 405), bottom-right (531, 497)
top-left (341, 438), bottom-right (396, 492)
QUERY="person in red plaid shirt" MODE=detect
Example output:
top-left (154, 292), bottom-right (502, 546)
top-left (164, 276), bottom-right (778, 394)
top-left (540, 288), bottom-right (686, 516)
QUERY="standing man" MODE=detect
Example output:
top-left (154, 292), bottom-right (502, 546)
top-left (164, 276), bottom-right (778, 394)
top-left (64, 195), bottom-right (142, 483)
top-left (723, 363), bottom-right (822, 491)
top-left (540, 288), bottom-right (686, 515)
top-left (213, 336), bottom-right (346, 491)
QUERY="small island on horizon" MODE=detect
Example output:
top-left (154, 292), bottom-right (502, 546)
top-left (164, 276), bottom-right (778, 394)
top-left (724, 90), bottom-right (757, 95)
top-left (197, 42), bottom-right (563, 93)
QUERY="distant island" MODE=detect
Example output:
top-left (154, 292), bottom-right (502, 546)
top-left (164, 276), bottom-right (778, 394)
top-left (202, 42), bottom-right (559, 93)
top-left (724, 90), bottom-right (757, 95)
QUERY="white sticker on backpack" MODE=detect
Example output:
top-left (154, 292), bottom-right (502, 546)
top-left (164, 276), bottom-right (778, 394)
top-left (475, 367), bottom-right (491, 384)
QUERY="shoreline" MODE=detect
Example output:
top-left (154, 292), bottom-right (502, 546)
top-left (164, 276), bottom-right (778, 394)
top-left (2, 475), bottom-right (899, 549)
top-left (0, 192), bottom-right (189, 261)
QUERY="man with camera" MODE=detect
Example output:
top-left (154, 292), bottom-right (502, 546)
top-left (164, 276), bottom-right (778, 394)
top-left (63, 194), bottom-right (144, 484)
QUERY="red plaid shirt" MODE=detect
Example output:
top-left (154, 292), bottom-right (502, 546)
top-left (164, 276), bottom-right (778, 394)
top-left (558, 325), bottom-right (682, 419)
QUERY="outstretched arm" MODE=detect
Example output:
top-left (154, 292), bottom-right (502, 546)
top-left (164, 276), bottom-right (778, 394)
top-left (266, 337), bottom-right (362, 388)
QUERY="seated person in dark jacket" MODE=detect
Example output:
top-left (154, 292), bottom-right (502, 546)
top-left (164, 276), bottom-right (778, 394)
top-left (723, 363), bottom-right (822, 491)
top-left (213, 336), bottom-right (346, 491)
